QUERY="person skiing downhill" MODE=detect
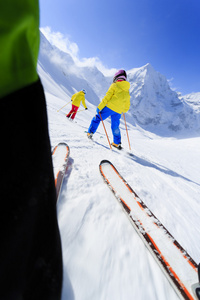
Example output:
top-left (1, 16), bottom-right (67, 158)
top-left (66, 89), bottom-right (88, 120)
top-left (87, 70), bottom-right (130, 149)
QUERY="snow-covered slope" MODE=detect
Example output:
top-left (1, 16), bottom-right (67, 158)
top-left (37, 33), bottom-right (200, 300)
top-left (39, 31), bottom-right (200, 137)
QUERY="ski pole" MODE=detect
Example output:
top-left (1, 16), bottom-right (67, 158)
top-left (57, 101), bottom-right (71, 112)
top-left (123, 113), bottom-right (131, 151)
top-left (76, 108), bottom-right (87, 113)
top-left (99, 112), bottom-right (112, 150)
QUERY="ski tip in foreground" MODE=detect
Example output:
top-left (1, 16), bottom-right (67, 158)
top-left (99, 159), bottom-right (111, 167)
top-left (52, 142), bottom-right (70, 201)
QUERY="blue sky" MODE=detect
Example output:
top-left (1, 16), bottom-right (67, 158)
top-left (39, 0), bottom-right (200, 95)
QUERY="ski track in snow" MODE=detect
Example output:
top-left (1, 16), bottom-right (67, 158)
top-left (43, 90), bottom-right (200, 300)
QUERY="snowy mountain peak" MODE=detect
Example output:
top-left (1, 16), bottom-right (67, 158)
top-left (127, 64), bottom-right (200, 135)
top-left (38, 32), bottom-right (200, 136)
top-left (141, 62), bottom-right (155, 73)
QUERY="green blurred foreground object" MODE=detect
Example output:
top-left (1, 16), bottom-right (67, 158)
top-left (0, 0), bottom-right (39, 98)
top-left (0, 1), bottom-right (63, 299)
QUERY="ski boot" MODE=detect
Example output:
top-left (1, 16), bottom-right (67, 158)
top-left (87, 132), bottom-right (93, 139)
top-left (111, 142), bottom-right (122, 150)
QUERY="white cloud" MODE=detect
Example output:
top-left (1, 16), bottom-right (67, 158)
top-left (40, 26), bottom-right (79, 57)
top-left (40, 26), bottom-right (116, 77)
top-left (167, 77), bottom-right (180, 92)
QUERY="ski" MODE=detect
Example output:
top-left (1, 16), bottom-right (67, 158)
top-left (52, 142), bottom-right (70, 200)
top-left (99, 159), bottom-right (199, 300)
top-left (191, 264), bottom-right (200, 300)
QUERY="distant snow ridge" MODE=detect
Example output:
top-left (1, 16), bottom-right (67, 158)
top-left (128, 63), bottom-right (200, 135)
top-left (183, 92), bottom-right (200, 113)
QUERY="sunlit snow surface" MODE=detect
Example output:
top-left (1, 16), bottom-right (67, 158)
top-left (42, 90), bottom-right (200, 300)
top-left (37, 35), bottom-right (200, 299)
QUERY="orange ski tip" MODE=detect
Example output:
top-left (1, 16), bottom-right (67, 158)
top-left (110, 163), bottom-right (135, 195)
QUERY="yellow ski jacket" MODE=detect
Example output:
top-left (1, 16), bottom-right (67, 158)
top-left (98, 81), bottom-right (130, 114)
top-left (71, 91), bottom-right (87, 108)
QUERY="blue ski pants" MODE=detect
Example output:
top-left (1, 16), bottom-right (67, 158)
top-left (88, 107), bottom-right (121, 144)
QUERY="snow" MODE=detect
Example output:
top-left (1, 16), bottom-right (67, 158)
top-left (38, 32), bottom-right (200, 300)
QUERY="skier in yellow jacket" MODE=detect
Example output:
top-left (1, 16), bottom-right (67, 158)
top-left (66, 89), bottom-right (88, 120)
top-left (87, 70), bottom-right (130, 149)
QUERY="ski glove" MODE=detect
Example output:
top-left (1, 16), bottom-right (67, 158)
top-left (85, 108), bottom-right (88, 110)
top-left (96, 108), bottom-right (100, 114)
